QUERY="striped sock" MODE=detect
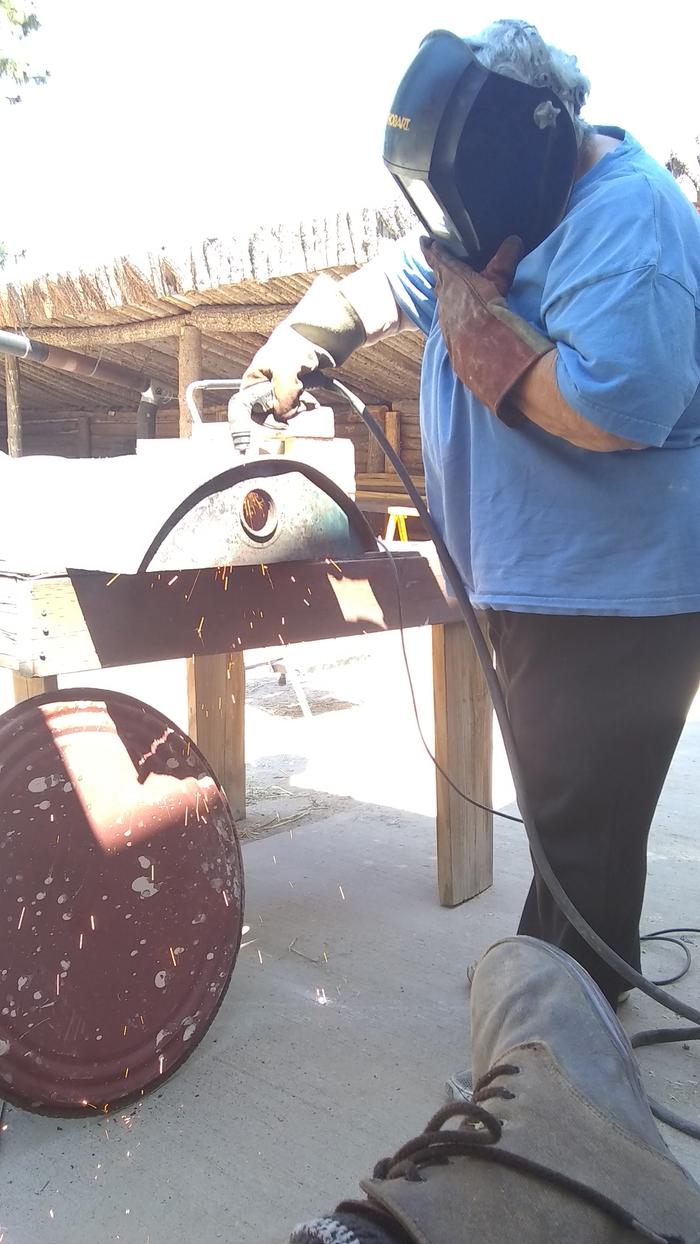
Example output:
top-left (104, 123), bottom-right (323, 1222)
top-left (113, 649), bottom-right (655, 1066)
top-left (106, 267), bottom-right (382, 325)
top-left (289, 1210), bottom-right (401, 1244)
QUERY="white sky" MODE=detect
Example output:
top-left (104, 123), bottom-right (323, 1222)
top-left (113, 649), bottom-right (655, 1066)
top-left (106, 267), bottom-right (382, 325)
top-left (2, 0), bottom-right (699, 280)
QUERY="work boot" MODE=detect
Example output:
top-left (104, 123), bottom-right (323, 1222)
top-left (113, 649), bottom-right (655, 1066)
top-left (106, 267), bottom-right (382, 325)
top-left (447, 953), bottom-right (634, 1102)
top-left (292, 937), bottom-right (700, 1243)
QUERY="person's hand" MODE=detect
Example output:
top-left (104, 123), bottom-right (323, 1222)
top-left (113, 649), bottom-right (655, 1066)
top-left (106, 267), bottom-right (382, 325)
top-left (421, 237), bottom-right (554, 420)
top-left (240, 325), bottom-right (329, 420)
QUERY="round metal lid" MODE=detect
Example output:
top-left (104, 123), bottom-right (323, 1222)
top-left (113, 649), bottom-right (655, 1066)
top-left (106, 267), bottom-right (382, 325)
top-left (0, 688), bottom-right (243, 1114)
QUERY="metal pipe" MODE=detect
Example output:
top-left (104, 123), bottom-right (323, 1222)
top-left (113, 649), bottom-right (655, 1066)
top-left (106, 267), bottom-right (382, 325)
top-left (0, 327), bottom-right (151, 393)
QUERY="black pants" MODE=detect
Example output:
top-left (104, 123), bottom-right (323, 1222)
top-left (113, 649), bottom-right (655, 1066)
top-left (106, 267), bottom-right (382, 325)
top-left (485, 610), bottom-right (700, 1006)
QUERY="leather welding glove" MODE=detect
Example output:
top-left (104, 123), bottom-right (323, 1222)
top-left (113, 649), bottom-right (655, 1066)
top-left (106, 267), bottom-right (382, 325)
top-left (241, 276), bottom-right (367, 418)
top-left (421, 237), bottom-right (555, 425)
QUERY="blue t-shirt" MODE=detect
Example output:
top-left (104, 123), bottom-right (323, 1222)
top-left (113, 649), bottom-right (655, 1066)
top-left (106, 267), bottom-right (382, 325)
top-left (385, 130), bottom-right (700, 615)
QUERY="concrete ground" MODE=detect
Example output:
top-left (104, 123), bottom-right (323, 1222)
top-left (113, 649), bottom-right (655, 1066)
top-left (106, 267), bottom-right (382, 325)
top-left (0, 630), bottom-right (699, 1243)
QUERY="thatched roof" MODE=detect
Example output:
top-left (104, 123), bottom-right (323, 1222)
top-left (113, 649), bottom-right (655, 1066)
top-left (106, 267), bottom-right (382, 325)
top-left (0, 205), bottom-right (424, 420)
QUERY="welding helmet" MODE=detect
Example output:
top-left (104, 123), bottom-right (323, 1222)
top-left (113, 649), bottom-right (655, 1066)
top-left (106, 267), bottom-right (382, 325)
top-left (383, 29), bottom-right (578, 268)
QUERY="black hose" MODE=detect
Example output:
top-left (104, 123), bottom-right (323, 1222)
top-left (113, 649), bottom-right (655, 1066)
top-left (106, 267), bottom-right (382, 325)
top-left (311, 373), bottom-right (700, 1136)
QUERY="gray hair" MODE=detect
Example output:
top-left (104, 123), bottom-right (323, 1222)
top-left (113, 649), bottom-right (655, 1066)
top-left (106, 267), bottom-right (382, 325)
top-left (467, 19), bottom-right (592, 147)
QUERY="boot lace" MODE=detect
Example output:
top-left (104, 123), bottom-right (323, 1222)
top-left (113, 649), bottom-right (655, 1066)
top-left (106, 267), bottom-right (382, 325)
top-left (372, 1063), bottom-right (518, 1183)
top-left (370, 1061), bottom-right (685, 1244)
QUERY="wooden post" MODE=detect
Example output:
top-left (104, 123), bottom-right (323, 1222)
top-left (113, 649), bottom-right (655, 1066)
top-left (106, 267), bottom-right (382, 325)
top-left (384, 409), bottom-right (400, 471)
top-left (77, 415), bottom-right (93, 458)
top-left (432, 621), bottom-right (493, 906)
top-left (12, 673), bottom-right (59, 703)
top-left (178, 325), bottom-right (246, 820)
top-left (179, 323), bottom-right (203, 437)
top-left (5, 355), bottom-right (23, 457)
top-left (187, 654), bottom-right (245, 821)
top-left (366, 406), bottom-right (387, 473)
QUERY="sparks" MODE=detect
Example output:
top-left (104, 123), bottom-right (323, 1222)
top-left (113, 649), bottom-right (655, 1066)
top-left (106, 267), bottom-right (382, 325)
top-left (90, 914), bottom-right (96, 931)
top-left (167, 575), bottom-right (179, 586)
top-left (196, 615), bottom-right (205, 641)
top-left (123, 1025), bottom-right (128, 1036)
top-left (105, 573), bottom-right (120, 587)
top-left (79, 932), bottom-right (84, 949)
top-left (56, 973), bottom-right (60, 996)
top-left (257, 948), bottom-right (263, 965)
top-left (185, 568), bottom-right (201, 602)
top-left (169, 946), bottom-right (177, 967)
top-left (316, 987), bottom-right (329, 1005)
top-left (159, 1055), bottom-right (165, 1075)
top-left (327, 559), bottom-right (343, 574)
top-left (124, 1067), bottom-right (129, 1079)
top-left (338, 885), bottom-right (346, 901)
top-left (17, 905), bottom-right (25, 931)
top-left (222, 891), bottom-right (230, 907)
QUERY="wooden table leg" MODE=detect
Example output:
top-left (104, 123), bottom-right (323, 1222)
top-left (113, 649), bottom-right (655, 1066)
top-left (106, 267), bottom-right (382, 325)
top-left (12, 673), bottom-right (59, 704)
top-left (432, 621), bottom-right (493, 906)
top-left (187, 652), bottom-right (246, 821)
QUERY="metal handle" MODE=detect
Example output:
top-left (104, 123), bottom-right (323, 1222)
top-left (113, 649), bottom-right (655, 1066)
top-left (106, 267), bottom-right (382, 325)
top-left (185, 379), bottom-right (243, 424)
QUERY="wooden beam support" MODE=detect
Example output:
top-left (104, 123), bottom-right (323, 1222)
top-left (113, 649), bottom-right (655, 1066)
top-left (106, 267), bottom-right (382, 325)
top-left (178, 323), bottom-right (246, 819)
top-left (178, 322), bottom-right (203, 437)
top-left (432, 621), bottom-right (493, 906)
top-left (384, 409), bottom-right (401, 472)
top-left (365, 406), bottom-right (387, 474)
top-left (76, 415), bottom-right (92, 458)
top-left (15, 303), bottom-right (296, 351)
top-left (5, 355), bottom-right (23, 457)
top-left (12, 672), bottom-right (59, 703)
top-left (187, 653), bottom-right (245, 821)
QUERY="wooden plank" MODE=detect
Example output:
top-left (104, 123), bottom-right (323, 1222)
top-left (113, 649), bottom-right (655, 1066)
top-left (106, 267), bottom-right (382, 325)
top-left (76, 415), bottom-right (93, 458)
top-left (432, 621), bottom-right (493, 907)
top-left (12, 672), bottom-right (58, 703)
top-left (358, 473), bottom-right (425, 489)
top-left (365, 405), bottom-right (387, 474)
top-left (5, 355), bottom-right (23, 457)
top-left (0, 549), bottom-right (458, 676)
top-left (384, 410), bottom-right (400, 471)
top-left (187, 652), bottom-right (245, 820)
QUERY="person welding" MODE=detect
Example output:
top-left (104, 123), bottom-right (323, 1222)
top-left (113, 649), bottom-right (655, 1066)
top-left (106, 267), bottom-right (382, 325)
top-left (241, 18), bottom-right (700, 1242)
top-left (243, 17), bottom-right (700, 1015)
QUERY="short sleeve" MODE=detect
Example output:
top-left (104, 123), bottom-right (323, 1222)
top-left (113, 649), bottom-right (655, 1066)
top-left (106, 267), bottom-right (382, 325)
top-left (381, 233), bottom-right (437, 337)
top-left (548, 267), bottom-right (699, 447)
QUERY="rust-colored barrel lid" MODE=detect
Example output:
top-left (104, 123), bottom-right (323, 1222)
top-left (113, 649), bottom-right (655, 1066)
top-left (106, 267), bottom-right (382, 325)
top-left (0, 689), bottom-right (243, 1114)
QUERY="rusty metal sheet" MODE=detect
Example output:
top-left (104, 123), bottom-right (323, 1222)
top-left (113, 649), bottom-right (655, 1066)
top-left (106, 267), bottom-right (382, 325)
top-left (0, 689), bottom-right (243, 1115)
